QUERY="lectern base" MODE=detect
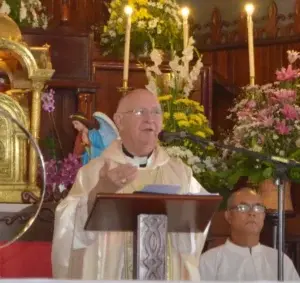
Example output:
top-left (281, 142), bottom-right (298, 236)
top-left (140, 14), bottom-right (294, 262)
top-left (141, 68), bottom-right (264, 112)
top-left (136, 214), bottom-right (167, 280)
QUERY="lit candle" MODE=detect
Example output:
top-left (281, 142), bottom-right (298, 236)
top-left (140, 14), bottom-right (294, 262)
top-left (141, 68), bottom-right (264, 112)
top-left (123, 5), bottom-right (133, 89)
top-left (245, 3), bottom-right (255, 86)
top-left (181, 7), bottom-right (190, 49)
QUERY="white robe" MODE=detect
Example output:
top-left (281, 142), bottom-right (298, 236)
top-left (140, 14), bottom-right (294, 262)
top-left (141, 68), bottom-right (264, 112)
top-left (52, 140), bottom-right (210, 280)
top-left (199, 239), bottom-right (299, 281)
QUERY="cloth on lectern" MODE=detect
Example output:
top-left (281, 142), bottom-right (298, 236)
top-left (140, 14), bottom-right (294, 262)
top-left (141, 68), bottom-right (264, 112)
top-left (52, 140), bottom-right (211, 280)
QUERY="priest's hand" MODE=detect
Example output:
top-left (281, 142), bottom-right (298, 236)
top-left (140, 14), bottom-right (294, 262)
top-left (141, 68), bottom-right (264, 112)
top-left (98, 161), bottom-right (138, 193)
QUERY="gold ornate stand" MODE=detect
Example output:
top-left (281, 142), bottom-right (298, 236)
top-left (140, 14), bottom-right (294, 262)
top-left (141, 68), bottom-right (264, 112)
top-left (0, 15), bottom-right (54, 202)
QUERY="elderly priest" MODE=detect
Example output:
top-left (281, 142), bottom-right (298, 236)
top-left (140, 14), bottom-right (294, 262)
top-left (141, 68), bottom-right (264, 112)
top-left (199, 187), bottom-right (299, 281)
top-left (52, 89), bottom-right (210, 280)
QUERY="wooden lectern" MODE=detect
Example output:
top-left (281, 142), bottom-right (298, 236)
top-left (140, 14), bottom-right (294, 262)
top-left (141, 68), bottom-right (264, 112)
top-left (85, 193), bottom-right (222, 280)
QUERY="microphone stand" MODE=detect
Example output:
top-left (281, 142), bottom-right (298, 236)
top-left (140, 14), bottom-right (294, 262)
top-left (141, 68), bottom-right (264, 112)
top-left (168, 131), bottom-right (300, 281)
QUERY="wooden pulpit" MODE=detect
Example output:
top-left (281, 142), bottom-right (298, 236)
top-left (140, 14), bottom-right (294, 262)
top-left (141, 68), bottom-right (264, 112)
top-left (85, 193), bottom-right (222, 280)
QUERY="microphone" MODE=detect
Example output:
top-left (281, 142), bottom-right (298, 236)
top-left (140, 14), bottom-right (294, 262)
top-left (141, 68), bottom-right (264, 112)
top-left (158, 131), bottom-right (188, 143)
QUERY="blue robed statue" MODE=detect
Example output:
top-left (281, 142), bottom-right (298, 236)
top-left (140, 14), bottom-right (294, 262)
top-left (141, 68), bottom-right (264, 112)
top-left (70, 112), bottom-right (119, 165)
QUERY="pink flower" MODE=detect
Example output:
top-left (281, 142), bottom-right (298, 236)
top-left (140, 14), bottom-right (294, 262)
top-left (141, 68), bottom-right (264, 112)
top-left (281, 104), bottom-right (298, 120)
top-left (275, 121), bottom-right (290, 135)
top-left (42, 89), bottom-right (55, 112)
top-left (275, 64), bottom-right (298, 81)
top-left (262, 116), bottom-right (274, 127)
top-left (271, 89), bottom-right (296, 103)
top-left (246, 100), bottom-right (256, 108)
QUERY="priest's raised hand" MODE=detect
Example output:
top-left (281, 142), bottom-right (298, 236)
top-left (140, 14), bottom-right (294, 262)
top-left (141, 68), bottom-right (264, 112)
top-left (98, 161), bottom-right (138, 192)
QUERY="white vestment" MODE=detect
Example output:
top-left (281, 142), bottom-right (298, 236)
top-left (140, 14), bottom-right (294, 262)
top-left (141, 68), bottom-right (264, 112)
top-left (52, 140), bottom-right (210, 280)
top-left (199, 239), bottom-right (299, 281)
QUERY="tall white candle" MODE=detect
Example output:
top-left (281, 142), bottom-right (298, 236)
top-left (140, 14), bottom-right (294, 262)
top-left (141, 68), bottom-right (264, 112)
top-left (123, 5), bottom-right (133, 88)
top-left (181, 7), bottom-right (190, 49)
top-left (245, 3), bottom-right (255, 86)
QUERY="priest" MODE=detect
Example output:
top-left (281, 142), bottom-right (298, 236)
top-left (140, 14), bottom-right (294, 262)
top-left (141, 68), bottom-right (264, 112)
top-left (52, 89), bottom-right (209, 280)
top-left (199, 188), bottom-right (299, 281)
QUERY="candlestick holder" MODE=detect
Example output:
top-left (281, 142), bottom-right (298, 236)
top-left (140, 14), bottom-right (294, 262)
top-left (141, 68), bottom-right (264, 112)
top-left (117, 80), bottom-right (134, 96)
top-left (60, 0), bottom-right (70, 25)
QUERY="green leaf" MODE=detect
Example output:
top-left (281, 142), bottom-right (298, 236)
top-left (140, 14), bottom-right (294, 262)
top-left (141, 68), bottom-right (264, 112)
top-left (262, 167), bottom-right (273, 179)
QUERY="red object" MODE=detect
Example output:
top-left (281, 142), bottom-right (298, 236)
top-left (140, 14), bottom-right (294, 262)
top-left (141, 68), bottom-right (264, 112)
top-left (0, 241), bottom-right (52, 278)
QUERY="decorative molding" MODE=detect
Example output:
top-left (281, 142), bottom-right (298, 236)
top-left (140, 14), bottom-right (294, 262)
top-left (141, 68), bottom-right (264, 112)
top-left (136, 214), bottom-right (167, 280)
top-left (193, 1), bottom-right (300, 50)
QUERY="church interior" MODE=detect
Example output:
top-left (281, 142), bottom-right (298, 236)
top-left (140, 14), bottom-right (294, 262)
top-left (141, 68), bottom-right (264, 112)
top-left (1, 0), bottom-right (300, 279)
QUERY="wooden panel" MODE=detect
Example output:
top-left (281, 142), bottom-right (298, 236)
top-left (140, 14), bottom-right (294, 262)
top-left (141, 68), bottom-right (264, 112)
top-left (22, 29), bottom-right (93, 80)
top-left (92, 61), bottom-right (213, 124)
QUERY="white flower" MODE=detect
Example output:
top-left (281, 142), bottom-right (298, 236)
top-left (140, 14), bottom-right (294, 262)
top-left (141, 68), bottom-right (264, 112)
top-left (150, 49), bottom-right (163, 67)
top-left (58, 184), bottom-right (67, 193)
top-left (148, 19), bottom-right (158, 29)
top-left (108, 30), bottom-right (116, 37)
top-left (182, 45), bottom-right (194, 62)
top-left (137, 20), bottom-right (145, 28)
top-left (148, 65), bottom-right (161, 76)
top-left (192, 165), bottom-right (202, 174)
top-left (169, 56), bottom-right (181, 72)
top-left (287, 50), bottom-right (300, 64)
top-left (20, 1), bottom-right (27, 21)
top-left (145, 79), bottom-right (158, 95)
top-left (0, 0), bottom-right (11, 15)
top-left (296, 138), bottom-right (300, 148)
top-left (189, 58), bottom-right (203, 82)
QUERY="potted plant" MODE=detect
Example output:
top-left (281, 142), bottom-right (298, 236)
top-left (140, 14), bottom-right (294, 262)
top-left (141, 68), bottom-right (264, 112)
top-left (219, 50), bottom-right (300, 211)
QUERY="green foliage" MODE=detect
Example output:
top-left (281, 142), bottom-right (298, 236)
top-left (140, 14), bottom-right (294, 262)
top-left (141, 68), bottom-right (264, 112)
top-left (101, 0), bottom-right (183, 58)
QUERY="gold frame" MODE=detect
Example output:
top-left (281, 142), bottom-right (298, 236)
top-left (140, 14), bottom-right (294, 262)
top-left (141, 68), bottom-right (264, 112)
top-left (0, 15), bottom-right (54, 202)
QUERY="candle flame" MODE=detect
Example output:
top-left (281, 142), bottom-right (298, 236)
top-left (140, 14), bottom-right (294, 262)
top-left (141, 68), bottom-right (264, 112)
top-left (124, 5), bottom-right (133, 16)
top-left (245, 3), bottom-right (255, 16)
top-left (181, 7), bottom-right (190, 19)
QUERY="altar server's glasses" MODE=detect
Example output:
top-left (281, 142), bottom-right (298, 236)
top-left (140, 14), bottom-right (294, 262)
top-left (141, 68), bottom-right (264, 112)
top-left (229, 203), bottom-right (266, 213)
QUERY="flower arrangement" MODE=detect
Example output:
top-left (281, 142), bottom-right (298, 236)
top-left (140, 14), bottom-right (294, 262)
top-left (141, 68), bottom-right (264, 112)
top-left (219, 50), bottom-right (300, 187)
top-left (101, 0), bottom-right (183, 57)
top-left (43, 153), bottom-right (82, 198)
top-left (144, 38), bottom-right (226, 189)
top-left (40, 88), bottom-right (82, 200)
top-left (0, 0), bottom-right (48, 29)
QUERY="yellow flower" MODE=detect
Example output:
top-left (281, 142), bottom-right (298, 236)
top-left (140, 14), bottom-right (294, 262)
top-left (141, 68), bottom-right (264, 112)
top-left (174, 112), bottom-right (188, 121)
top-left (196, 104), bottom-right (204, 112)
top-left (159, 94), bottom-right (172, 102)
top-left (189, 120), bottom-right (199, 126)
top-left (163, 112), bottom-right (170, 119)
top-left (195, 131), bottom-right (206, 138)
top-left (190, 113), bottom-right (207, 124)
top-left (189, 114), bottom-right (202, 125)
top-left (205, 128), bottom-right (214, 136)
top-left (178, 120), bottom-right (190, 127)
top-left (174, 98), bottom-right (191, 105)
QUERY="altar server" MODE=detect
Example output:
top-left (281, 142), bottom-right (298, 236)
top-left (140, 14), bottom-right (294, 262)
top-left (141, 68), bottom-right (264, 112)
top-left (199, 188), bottom-right (299, 281)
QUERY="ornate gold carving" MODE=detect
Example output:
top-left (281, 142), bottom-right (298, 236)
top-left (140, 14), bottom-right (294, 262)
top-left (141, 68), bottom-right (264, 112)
top-left (0, 140), bottom-right (5, 161)
top-left (0, 14), bottom-right (22, 42)
top-left (0, 15), bottom-right (55, 202)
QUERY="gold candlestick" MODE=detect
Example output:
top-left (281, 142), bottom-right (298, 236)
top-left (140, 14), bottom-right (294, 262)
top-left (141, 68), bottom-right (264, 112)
top-left (245, 3), bottom-right (255, 86)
